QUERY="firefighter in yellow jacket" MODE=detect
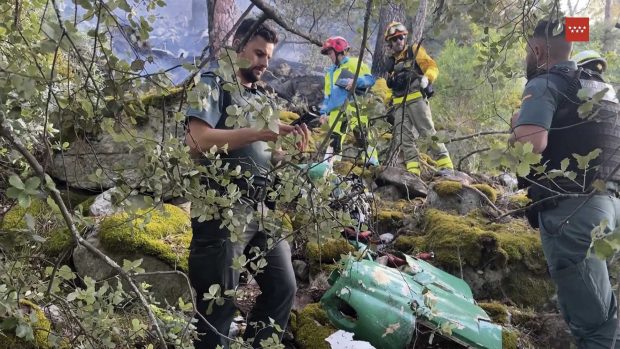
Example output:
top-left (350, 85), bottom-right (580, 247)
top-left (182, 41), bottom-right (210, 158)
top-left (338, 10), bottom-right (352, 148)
top-left (319, 36), bottom-right (378, 166)
top-left (385, 22), bottom-right (453, 176)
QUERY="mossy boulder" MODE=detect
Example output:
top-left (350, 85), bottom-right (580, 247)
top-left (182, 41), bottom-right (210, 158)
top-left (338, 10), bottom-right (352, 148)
top-left (290, 303), bottom-right (337, 349)
top-left (502, 329), bottom-right (519, 349)
top-left (394, 209), bottom-right (552, 308)
top-left (306, 239), bottom-right (357, 265)
top-left (375, 166), bottom-right (427, 198)
top-left (0, 300), bottom-right (56, 349)
top-left (72, 204), bottom-right (192, 303)
top-left (426, 180), bottom-right (497, 214)
top-left (504, 192), bottom-right (531, 212)
top-left (0, 199), bottom-right (76, 256)
top-left (332, 161), bottom-right (376, 180)
top-left (471, 183), bottom-right (498, 203)
top-left (479, 302), bottom-right (509, 324)
top-left (374, 199), bottom-right (419, 234)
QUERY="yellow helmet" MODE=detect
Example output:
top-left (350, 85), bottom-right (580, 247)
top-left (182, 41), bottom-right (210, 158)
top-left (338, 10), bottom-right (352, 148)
top-left (384, 21), bottom-right (408, 42)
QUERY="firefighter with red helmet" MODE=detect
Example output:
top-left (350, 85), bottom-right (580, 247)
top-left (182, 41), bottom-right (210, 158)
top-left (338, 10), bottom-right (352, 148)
top-left (319, 36), bottom-right (378, 166)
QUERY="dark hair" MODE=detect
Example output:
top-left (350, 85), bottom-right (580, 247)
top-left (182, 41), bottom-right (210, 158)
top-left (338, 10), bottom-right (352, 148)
top-left (233, 18), bottom-right (279, 49)
top-left (531, 19), bottom-right (565, 39)
top-left (529, 19), bottom-right (572, 60)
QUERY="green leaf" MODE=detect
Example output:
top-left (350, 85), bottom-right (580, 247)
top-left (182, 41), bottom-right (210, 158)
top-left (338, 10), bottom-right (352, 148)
top-left (573, 149), bottom-right (602, 170)
top-left (516, 162), bottom-right (531, 177)
top-left (15, 324), bottom-right (32, 339)
top-left (591, 179), bottom-right (607, 193)
top-left (225, 105), bottom-right (241, 116)
top-left (591, 238), bottom-right (614, 259)
top-left (9, 175), bottom-right (24, 190)
top-left (6, 187), bottom-right (21, 199)
top-left (131, 318), bottom-right (141, 331)
top-left (130, 59), bottom-right (145, 71)
top-left (18, 194), bottom-right (31, 208)
top-left (577, 101), bottom-right (594, 117)
top-left (208, 284), bottom-right (221, 296)
top-left (24, 214), bottom-right (35, 230)
top-left (118, 0), bottom-right (132, 12)
top-left (25, 177), bottom-right (40, 191)
top-left (560, 158), bottom-right (570, 171)
top-left (232, 255), bottom-right (247, 270)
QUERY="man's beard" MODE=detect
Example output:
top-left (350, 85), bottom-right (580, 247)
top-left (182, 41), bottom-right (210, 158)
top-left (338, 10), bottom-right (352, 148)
top-left (525, 59), bottom-right (539, 80)
top-left (239, 66), bottom-right (261, 83)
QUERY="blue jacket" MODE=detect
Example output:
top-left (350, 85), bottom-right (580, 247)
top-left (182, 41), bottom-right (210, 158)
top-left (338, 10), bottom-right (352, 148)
top-left (320, 57), bottom-right (375, 115)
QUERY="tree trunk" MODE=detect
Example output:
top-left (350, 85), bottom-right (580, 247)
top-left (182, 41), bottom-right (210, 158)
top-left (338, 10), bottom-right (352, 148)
top-left (190, 0), bottom-right (207, 33)
top-left (602, 0), bottom-right (614, 52)
top-left (408, 0), bottom-right (427, 45)
top-left (371, 1), bottom-right (404, 77)
top-left (207, 0), bottom-right (238, 55)
top-left (566, 0), bottom-right (576, 16)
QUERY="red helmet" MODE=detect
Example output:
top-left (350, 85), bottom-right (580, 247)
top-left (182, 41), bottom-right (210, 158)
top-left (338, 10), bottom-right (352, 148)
top-left (321, 36), bottom-right (350, 55)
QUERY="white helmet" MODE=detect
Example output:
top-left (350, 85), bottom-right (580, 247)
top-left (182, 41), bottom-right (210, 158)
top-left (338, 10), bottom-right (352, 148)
top-left (572, 50), bottom-right (607, 73)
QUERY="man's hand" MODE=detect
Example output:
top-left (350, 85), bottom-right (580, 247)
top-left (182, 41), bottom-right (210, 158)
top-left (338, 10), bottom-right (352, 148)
top-left (256, 124), bottom-right (296, 143)
top-left (420, 76), bottom-right (429, 89)
top-left (294, 123), bottom-right (311, 151)
top-left (320, 115), bottom-right (328, 125)
top-left (256, 123), bottom-right (311, 151)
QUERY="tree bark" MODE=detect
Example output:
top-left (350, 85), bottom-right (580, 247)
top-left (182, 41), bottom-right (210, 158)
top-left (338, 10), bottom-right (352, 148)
top-left (409, 0), bottom-right (428, 45)
top-left (602, 0), bottom-right (614, 52)
top-left (371, 1), bottom-right (404, 77)
top-left (207, 0), bottom-right (238, 55)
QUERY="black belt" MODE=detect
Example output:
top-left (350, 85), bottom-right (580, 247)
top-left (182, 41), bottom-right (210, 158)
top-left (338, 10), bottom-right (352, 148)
top-left (235, 176), bottom-right (271, 202)
top-left (203, 175), bottom-right (272, 202)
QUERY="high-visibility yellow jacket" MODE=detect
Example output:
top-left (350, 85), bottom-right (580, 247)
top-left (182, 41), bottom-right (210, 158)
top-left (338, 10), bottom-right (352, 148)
top-left (393, 45), bottom-right (438, 83)
top-left (320, 56), bottom-right (375, 115)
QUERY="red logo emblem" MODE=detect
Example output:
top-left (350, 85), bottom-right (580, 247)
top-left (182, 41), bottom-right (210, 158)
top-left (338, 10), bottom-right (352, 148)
top-left (565, 17), bottom-right (589, 41)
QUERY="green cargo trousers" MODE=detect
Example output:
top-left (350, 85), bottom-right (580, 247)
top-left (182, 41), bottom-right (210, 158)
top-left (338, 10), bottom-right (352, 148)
top-left (189, 200), bottom-right (297, 349)
top-left (538, 194), bottom-right (620, 348)
top-left (392, 98), bottom-right (449, 164)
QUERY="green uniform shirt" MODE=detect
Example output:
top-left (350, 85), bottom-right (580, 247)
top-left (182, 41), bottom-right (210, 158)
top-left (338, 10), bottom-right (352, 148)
top-left (515, 61), bottom-right (577, 130)
top-left (186, 74), bottom-right (273, 177)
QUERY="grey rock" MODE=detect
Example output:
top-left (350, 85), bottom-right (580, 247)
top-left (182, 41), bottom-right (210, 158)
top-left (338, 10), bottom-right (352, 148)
top-left (89, 188), bottom-right (152, 217)
top-left (48, 94), bottom-right (184, 196)
top-left (270, 75), bottom-right (324, 108)
top-left (435, 170), bottom-right (474, 185)
top-left (426, 182), bottom-right (483, 215)
top-left (379, 233), bottom-right (394, 244)
top-left (374, 184), bottom-right (404, 201)
top-left (292, 259), bottom-right (309, 282)
top-left (73, 229), bottom-right (190, 304)
top-left (375, 166), bottom-right (427, 199)
top-left (497, 172), bottom-right (518, 191)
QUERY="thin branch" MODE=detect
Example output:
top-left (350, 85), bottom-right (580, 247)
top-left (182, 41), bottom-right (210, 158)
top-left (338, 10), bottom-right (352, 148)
top-left (0, 118), bottom-right (168, 349)
top-left (457, 147), bottom-right (490, 171)
top-left (462, 183), bottom-right (504, 216)
top-left (182, 3), bottom-right (255, 88)
top-left (446, 130), bottom-right (510, 144)
top-left (248, 0), bottom-right (323, 46)
top-left (135, 270), bottom-right (244, 346)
